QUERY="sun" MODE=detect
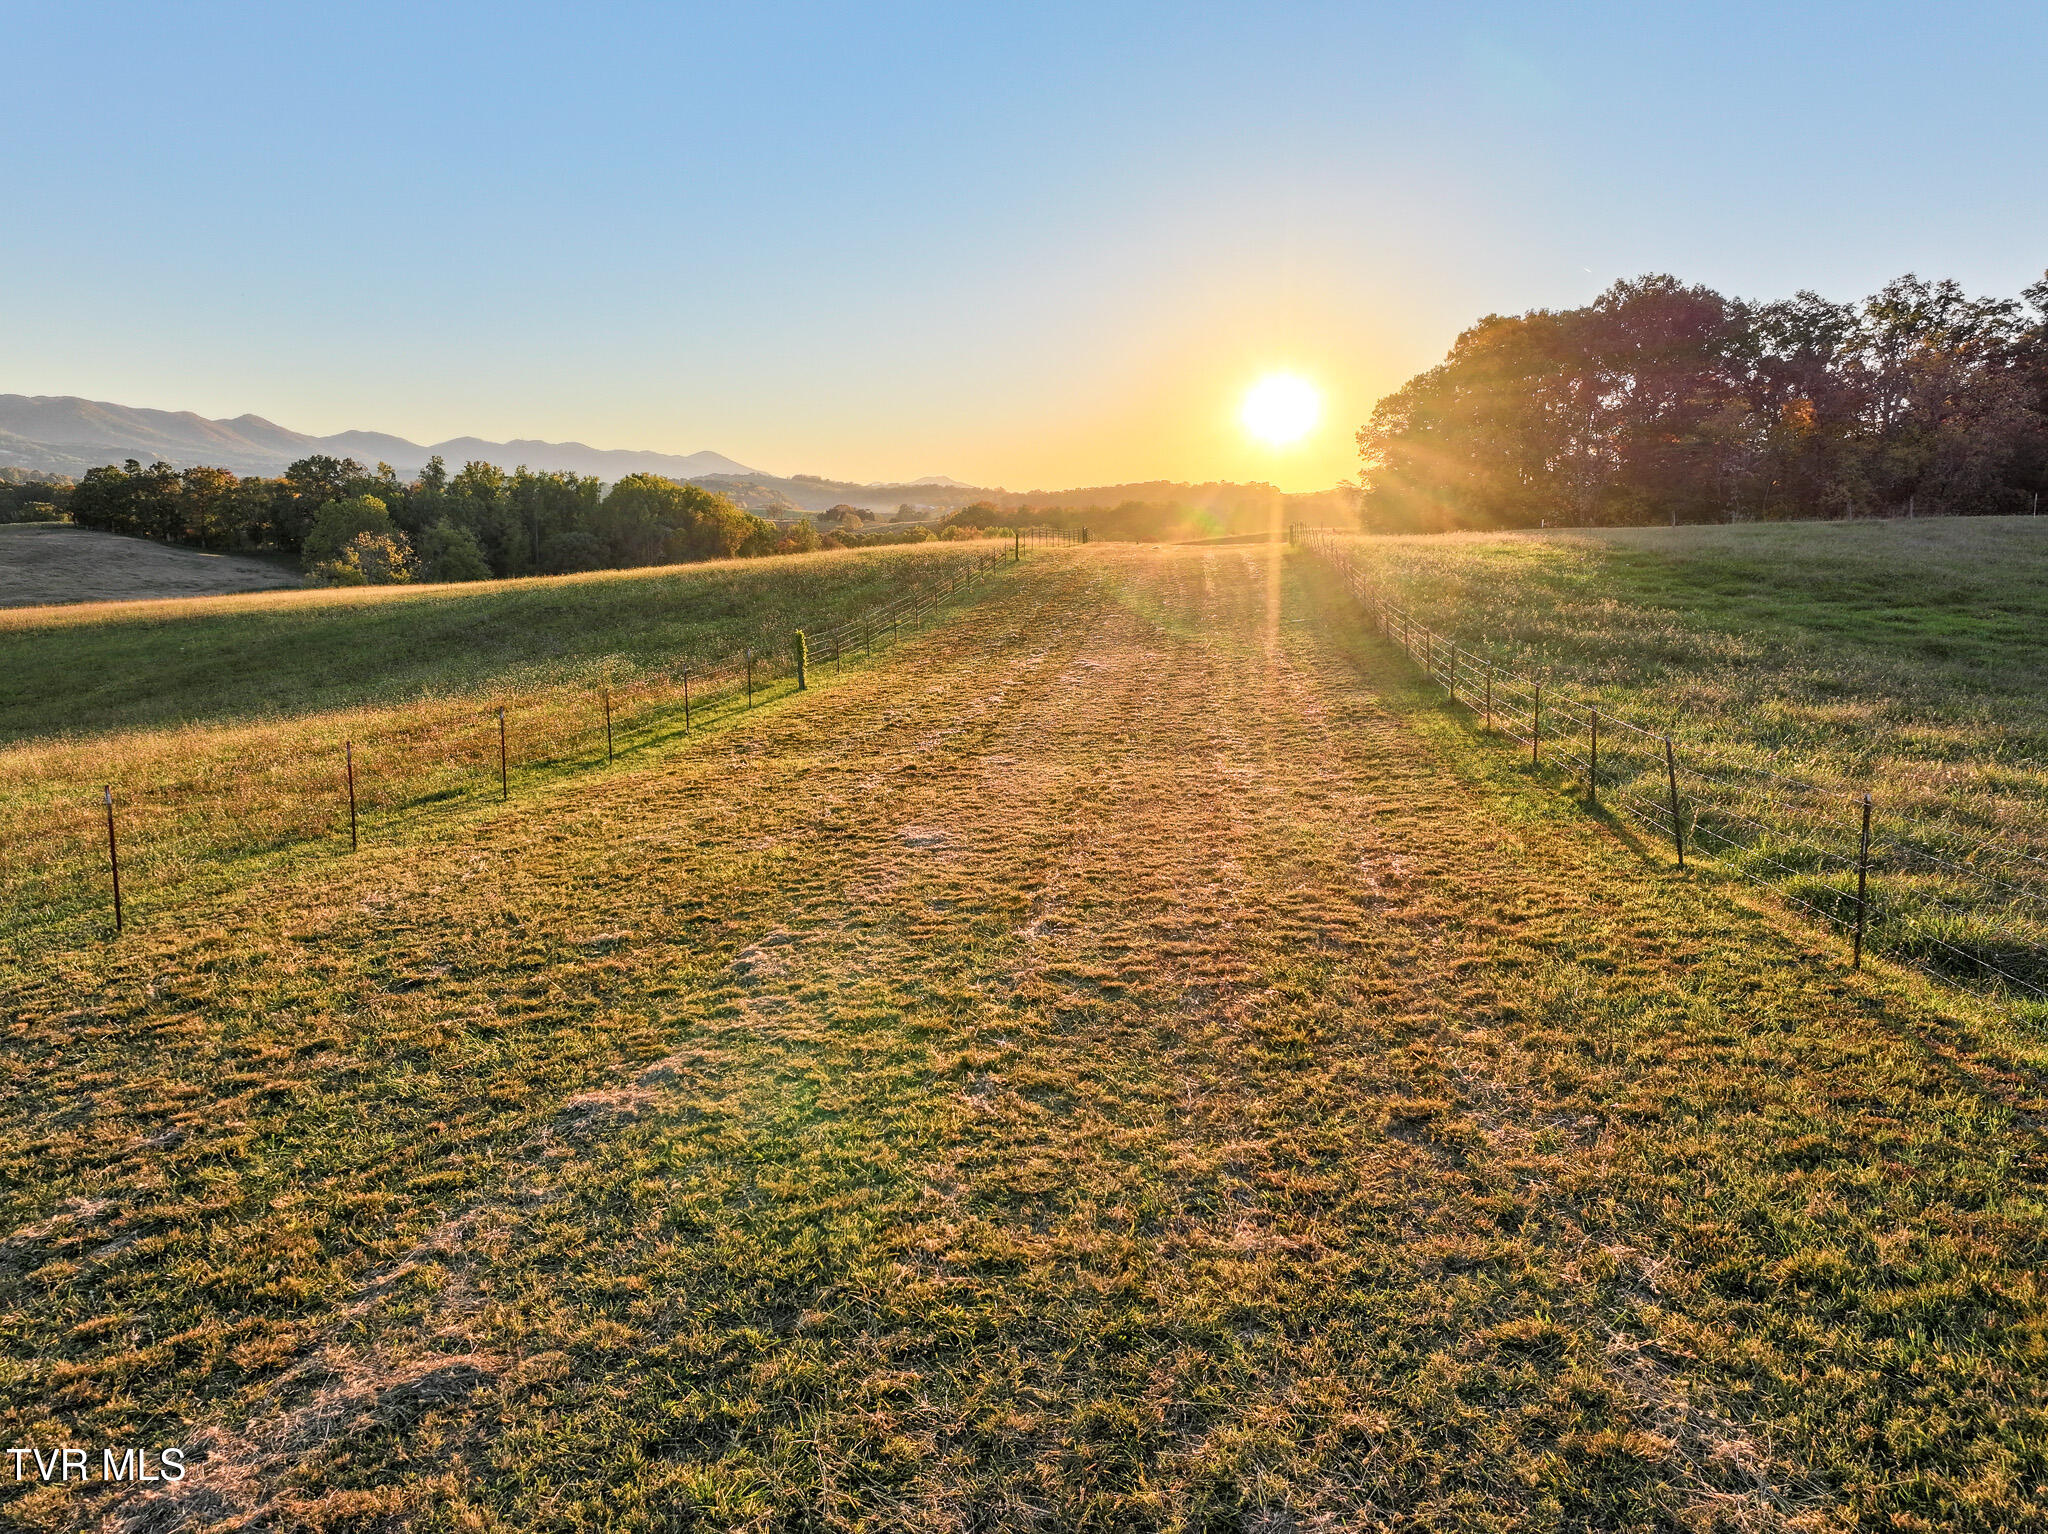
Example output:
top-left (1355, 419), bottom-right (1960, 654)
top-left (1240, 372), bottom-right (1321, 446)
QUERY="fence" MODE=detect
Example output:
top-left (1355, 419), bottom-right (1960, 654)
top-left (1301, 530), bottom-right (2048, 1011)
top-left (1012, 527), bottom-right (1088, 548)
top-left (5, 544), bottom-right (1033, 938)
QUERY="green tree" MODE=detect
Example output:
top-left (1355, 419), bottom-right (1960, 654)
top-left (449, 461), bottom-right (515, 574)
top-left (280, 455), bottom-right (368, 552)
top-left (180, 465), bottom-right (241, 548)
top-left (594, 474), bottom-right (766, 564)
top-left (416, 517), bottom-right (493, 582)
top-left (303, 494), bottom-right (398, 567)
top-left (309, 530), bottom-right (416, 586)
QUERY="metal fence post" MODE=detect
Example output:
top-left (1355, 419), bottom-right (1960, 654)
top-left (1664, 736), bottom-right (1684, 868)
top-left (746, 646), bottom-right (755, 707)
top-left (497, 707), bottom-right (508, 800)
top-left (1484, 667), bottom-right (1493, 732)
top-left (1588, 710), bottom-right (1598, 803)
top-left (1853, 793), bottom-right (1873, 969)
top-left (1532, 683), bottom-right (1542, 765)
top-left (603, 690), bottom-right (613, 765)
top-left (103, 785), bottom-right (123, 934)
top-left (346, 740), bottom-right (358, 849)
top-left (683, 667), bottom-right (692, 733)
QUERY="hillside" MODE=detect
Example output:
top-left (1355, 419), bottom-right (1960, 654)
top-left (0, 523), bottom-right (299, 608)
top-left (0, 540), bottom-right (1005, 743)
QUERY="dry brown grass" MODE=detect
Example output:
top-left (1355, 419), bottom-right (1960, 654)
top-left (3, 546), bottom-right (2045, 1530)
top-left (0, 525), bottom-right (298, 609)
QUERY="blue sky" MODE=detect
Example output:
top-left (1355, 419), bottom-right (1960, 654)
top-left (5, 1), bottom-right (2045, 489)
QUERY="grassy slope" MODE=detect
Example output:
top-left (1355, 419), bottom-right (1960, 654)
top-left (0, 542), bottom-right (1003, 745)
top-left (1333, 518), bottom-right (2048, 1004)
top-left (4, 546), bottom-right (2047, 1531)
top-left (0, 544), bottom-right (1012, 937)
top-left (1332, 517), bottom-right (2048, 824)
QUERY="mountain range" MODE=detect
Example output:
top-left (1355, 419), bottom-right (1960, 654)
top-left (0, 395), bottom-right (758, 484)
top-left (0, 393), bottom-right (1357, 520)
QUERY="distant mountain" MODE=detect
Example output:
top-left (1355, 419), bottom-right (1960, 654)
top-left (0, 395), bottom-right (756, 482)
top-left (0, 394), bottom-right (1353, 524)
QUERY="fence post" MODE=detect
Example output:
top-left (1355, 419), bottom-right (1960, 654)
top-left (796, 631), bottom-right (809, 691)
top-left (746, 646), bottom-right (755, 707)
top-left (683, 667), bottom-right (692, 733)
top-left (103, 785), bottom-right (123, 935)
top-left (1664, 736), bottom-right (1684, 868)
top-left (1588, 710), bottom-right (1598, 804)
top-left (1532, 683), bottom-right (1542, 765)
top-left (497, 707), bottom-right (508, 800)
top-left (603, 690), bottom-right (613, 765)
top-left (1484, 667), bottom-right (1493, 732)
top-left (347, 740), bottom-right (358, 850)
top-left (1852, 793), bottom-right (1873, 969)
top-left (1083, 527), bottom-right (1089, 543)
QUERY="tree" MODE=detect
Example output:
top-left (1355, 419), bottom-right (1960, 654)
top-left (278, 455), bottom-right (368, 553)
top-left (778, 518), bottom-right (823, 554)
top-left (1357, 271), bottom-right (2048, 530)
top-left (303, 494), bottom-right (398, 567)
top-left (416, 517), bottom-right (493, 582)
top-left (594, 474), bottom-right (769, 564)
top-left (448, 460), bottom-right (514, 574)
top-left (180, 465), bottom-right (241, 548)
top-left (308, 530), bottom-right (415, 586)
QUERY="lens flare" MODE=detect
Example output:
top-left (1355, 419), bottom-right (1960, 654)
top-left (1240, 373), bottom-right (1321, 446)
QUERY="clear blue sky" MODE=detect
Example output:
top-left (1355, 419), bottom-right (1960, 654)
top-left (5, 1), bottom-right (2045, 490)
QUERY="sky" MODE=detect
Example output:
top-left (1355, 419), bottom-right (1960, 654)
top-left (5, 2), bottom-right (2047, 493)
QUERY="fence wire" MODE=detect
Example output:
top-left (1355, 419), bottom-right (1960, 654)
top-left (1299, 529), bottom-right (2048, 1008)
top-left (3, 545), bottom-right (1024, 936)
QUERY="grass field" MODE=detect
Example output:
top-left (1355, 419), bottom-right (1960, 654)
top-left (0, 540), bottom-right (1011, 744)
top-left (0, 524), bottom-right (300, 610)
top-left (0, 544), bottom-right (1013, 939)
top-left (5, 543), bottom-right (2048, 1530)
top-left (1318, 518), bottom-right (2048, 1006)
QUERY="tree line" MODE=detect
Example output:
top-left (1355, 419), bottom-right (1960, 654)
top-left (52, 455), bottom-right (878, 583)
top-left (1359, 271), bottom-right (2048, 531)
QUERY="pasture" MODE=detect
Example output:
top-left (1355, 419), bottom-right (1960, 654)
top-left (0, 544), bottom-right (1013, 938)
top-left (3, 538), bottom-right (2046, 1531)
top-left (0, 523), bottom-right (299, 609)
top-left (1316, 518), bottom-right (2048, 1012)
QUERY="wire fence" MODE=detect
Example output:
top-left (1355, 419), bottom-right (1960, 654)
top-left (1299, 529), bottom-right (2048, 1011)
top-left (3, 545), bottom-right (1029, 939)
top-left (1012, 527), bottom-right (1089, 547)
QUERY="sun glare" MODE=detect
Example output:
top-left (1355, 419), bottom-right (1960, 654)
top-left (1240, 373), bottom-right (1321, 446)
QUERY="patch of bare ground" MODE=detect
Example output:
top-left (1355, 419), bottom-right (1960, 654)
top-left (4, 547), bottom-right (2045, 1530)
top-left (0, 524), bottom-right (297, 608)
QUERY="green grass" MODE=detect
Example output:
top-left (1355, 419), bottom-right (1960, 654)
top-left (0, 541), bottom-right (1008, 745)
top-left (0, 543), bottom-right (1016, 945)
top-left (1322, 517), bottom-right (2048, 1006)
top-left (6, 546), bottom-right (2048, 1530)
